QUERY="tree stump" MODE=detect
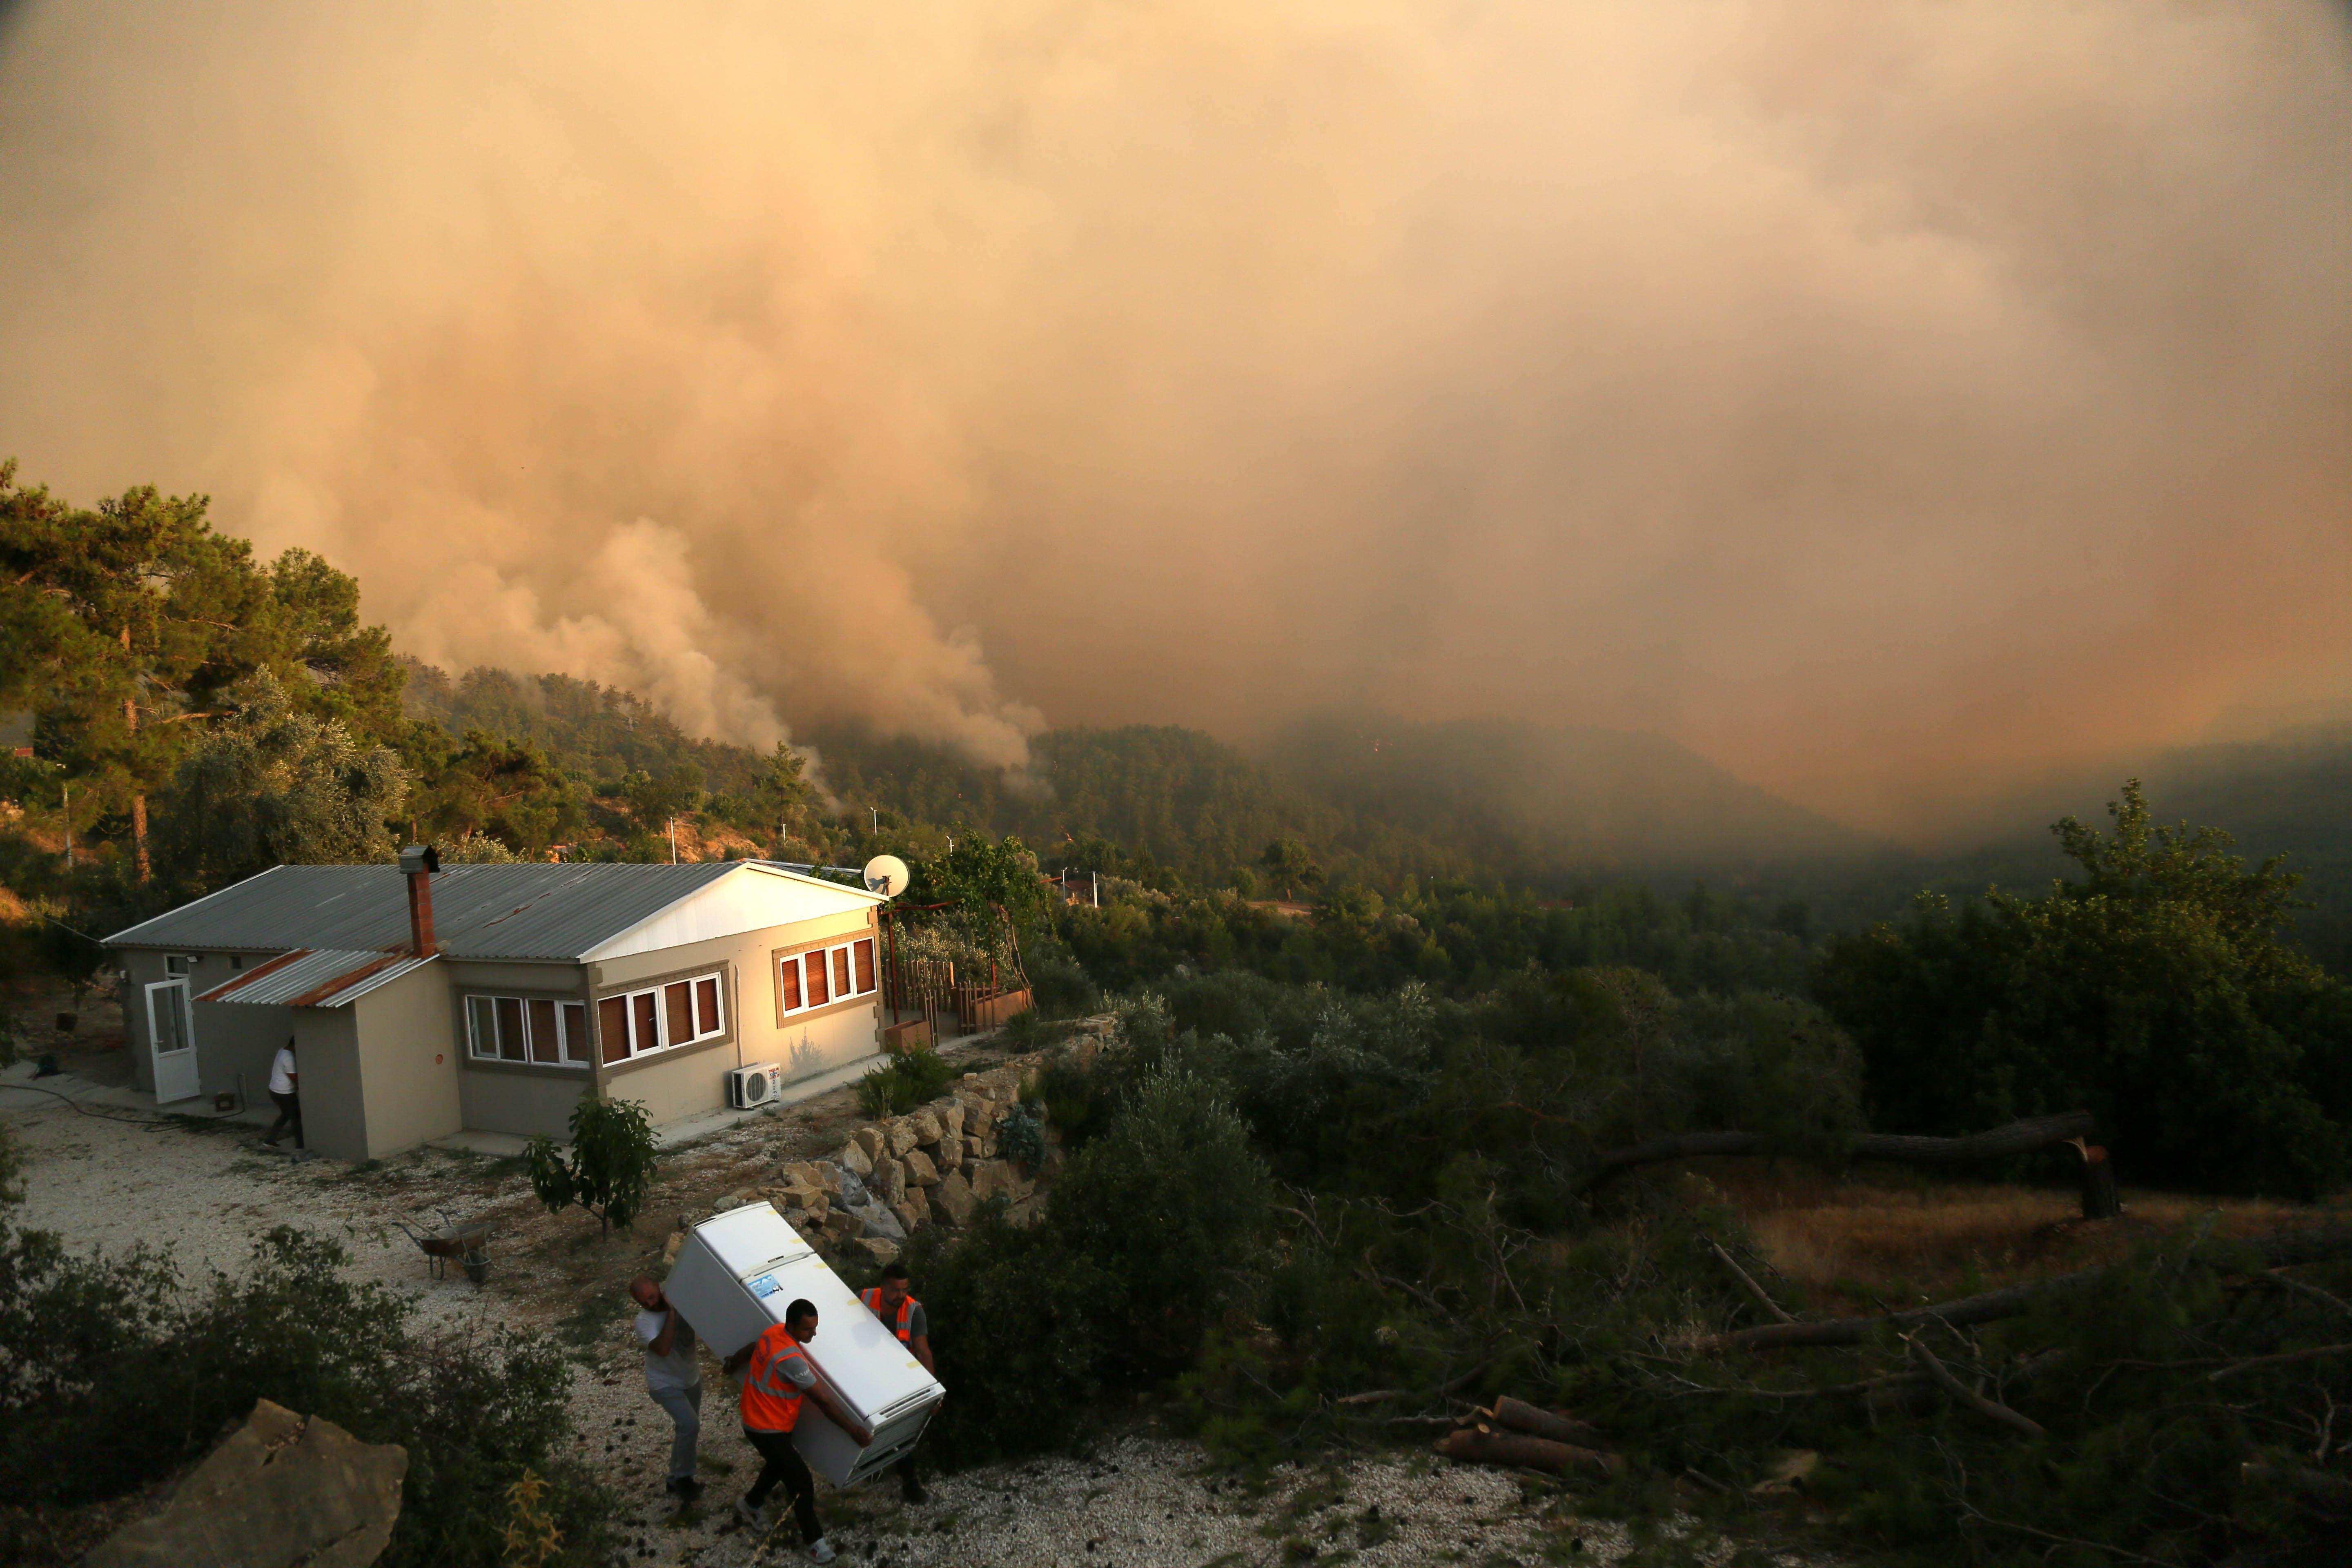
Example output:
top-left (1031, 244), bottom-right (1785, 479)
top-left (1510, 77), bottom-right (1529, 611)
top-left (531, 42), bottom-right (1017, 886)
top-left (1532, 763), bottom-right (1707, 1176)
top-left (2076, 1142), bottom-right (2119, 1220)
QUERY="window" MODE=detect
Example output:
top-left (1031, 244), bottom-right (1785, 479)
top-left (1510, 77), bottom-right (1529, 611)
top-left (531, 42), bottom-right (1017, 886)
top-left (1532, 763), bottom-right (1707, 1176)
top-left (166, 955), bottom-right (195, 977)
top-left (593, 970), bottom-right (728, 1064)
top-left (776, 938), bottom-right (878, 1018)
top-left (466, 994), bottom-right (591, 1068)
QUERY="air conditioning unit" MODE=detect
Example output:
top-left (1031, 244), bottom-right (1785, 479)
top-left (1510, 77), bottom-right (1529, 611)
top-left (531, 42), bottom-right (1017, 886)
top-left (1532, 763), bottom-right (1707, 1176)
top-left (727, 1062), bottom-right (783, 1110)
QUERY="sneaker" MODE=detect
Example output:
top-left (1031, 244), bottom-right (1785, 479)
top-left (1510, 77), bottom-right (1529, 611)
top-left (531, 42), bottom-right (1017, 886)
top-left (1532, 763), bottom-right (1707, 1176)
top-left (806, 1539), bottom-right (837, 1565)
top-left (734, 1497), bottom-right (770, 1529)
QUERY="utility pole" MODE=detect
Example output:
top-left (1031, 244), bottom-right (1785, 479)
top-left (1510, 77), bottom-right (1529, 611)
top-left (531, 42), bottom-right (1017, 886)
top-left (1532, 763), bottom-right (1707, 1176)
top-left (121, 626), bottom-right (149, 882)
top-left (871, 805), bottom-right (878, 834)
top-left (63, 784), bottom-right (72, 870)
top-left (669, 817), bottom-right (678, 863)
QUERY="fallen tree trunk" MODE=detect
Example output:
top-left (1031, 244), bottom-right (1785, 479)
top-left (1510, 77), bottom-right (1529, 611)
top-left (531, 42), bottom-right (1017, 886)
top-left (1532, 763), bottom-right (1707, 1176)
top-left (1582, 1112), bottom-right (2098, 1190)
top-left (1685, 1221), bottom-right (2352, 1355)
top-left (1489, 1396), bottom-right (1609, 1449)
top-left (1435, 1428), bottom-right (1624, 1478)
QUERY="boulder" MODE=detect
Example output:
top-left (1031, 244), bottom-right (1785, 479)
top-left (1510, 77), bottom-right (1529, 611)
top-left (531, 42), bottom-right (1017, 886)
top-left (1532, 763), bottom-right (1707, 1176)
top-left (813, 1161), bottom-right (843, 1195)
top-left (885, 1120), bottom-right (922, 1158)
top-left (873, 1156), bottom-right (907, 1205)
top-left (857, 1237), bottom-right (901, 1266)
top-left (969, 1132), bottom-right (997, 1160)
top-left (773, 1180), bottom-right (823, 1212)
top-left (903, 1148), bottom-right (939, 1187)
top-left (837, 1139), bottom-right (873, 1179)
top-left (933, 1169), bottom-right (978, 1226)
top-left (909, 1111), bottom-right (944, 1147)
top-left (935, 1133), bottom-right (964, 1168)
top-left (890, 1195), bottom-right (928, 1234)
top-left (853, 1126), bottom-right (885, 1160)
top-left (968, 1159), bottom-right (1016, 1203)
top-left (939, 1101), bottom-right (966, 1140)
top-left (661, 1231), bottom-right (684, 1266)
top-left (87, 1400), bottom-right (406, 1568)
top-left (782, 1160), bottom-right (825, 1188)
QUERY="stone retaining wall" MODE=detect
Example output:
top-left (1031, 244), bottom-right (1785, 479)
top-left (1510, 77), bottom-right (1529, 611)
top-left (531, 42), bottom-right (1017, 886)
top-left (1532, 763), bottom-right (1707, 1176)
top-left (662, 1060), bottom-right (1055, 1271)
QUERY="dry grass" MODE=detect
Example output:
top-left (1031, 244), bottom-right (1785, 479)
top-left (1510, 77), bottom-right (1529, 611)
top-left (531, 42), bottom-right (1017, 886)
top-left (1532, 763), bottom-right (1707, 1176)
top-left (1695, 1161), bottom-right (2342, 1311)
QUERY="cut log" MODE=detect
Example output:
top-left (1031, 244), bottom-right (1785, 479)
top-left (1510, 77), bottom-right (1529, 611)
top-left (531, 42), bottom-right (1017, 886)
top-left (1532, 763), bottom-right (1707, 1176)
top-left (1684, 1221), bottom-right (2352, 1355)
top-left (1488, 1396), bottom-right (1609, 1449)
top-left (1435, 1428), bottom-right (1624, 1478)
top-left (1582, 1112), bottom-right (2097, 1191)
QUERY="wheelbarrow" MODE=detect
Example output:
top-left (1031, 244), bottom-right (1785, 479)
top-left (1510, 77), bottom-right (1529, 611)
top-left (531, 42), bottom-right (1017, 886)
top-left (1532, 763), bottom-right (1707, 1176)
top-left (392, 1210), bottom-right (494, 1283)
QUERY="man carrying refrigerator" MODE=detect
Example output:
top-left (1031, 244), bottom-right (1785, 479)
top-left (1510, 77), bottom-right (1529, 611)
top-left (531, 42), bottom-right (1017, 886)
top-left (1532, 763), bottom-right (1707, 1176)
top-left (726, 1298), bottom-right (870, 1564)
top-left (860, 1263), bottom-right (935, 1503)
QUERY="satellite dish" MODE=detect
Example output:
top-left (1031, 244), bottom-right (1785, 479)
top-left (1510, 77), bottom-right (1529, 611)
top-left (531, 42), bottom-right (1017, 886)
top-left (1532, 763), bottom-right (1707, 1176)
top-left (862, 854), bottom-right (911, 898)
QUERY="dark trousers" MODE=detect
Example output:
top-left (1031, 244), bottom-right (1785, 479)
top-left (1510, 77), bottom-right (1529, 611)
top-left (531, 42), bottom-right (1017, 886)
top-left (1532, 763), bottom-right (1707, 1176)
top-left (743, 1426), bottom-right (821, 1544)
top-left (265, 1091), bottom-right (303, 1148)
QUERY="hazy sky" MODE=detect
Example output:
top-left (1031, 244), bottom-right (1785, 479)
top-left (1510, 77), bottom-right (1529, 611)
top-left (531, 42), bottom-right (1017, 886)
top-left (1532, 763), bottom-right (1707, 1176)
top-left (2, 0), bottom-right (2346, 839)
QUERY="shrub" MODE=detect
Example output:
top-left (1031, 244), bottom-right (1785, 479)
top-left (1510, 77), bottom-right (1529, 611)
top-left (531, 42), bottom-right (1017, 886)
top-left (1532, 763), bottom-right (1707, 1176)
top-left (1047, 1064), bottom-right (1275, 1378)
top-left (525, 1096), bottom-right (657, 1234)
top-left (997, 1100), bottom-right (1046, 1172)
top-left (0, 1214), bottom-right (613, 1566)
top-left (896, 1210), bottom-right (1109, 1463)
top-left (855, 1047), bottom-right (955, 1117)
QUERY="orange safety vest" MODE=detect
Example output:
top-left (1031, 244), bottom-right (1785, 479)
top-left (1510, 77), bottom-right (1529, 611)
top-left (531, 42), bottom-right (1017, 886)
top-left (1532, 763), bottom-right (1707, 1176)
top-left (861, 1287), bottom-right (919, 1343)
top-left (739, 1324), bottom-right (810, 1432)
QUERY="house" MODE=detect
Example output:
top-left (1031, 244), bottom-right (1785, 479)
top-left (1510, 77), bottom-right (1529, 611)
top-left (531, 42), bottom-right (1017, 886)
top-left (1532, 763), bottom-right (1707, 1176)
top-left (104, 852), bottom-right (891, 1161)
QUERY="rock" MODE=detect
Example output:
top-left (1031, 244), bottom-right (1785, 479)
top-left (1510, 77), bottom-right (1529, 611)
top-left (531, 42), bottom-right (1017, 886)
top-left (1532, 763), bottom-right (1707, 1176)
top-left (939, 1101), bottom-right (965, 1140)
top-left (903, 1147), bottom-right (940, 1187)
top-left (970, 1132), bottom-right (998, 1160)
top-left (933, 1169), bottom-right (978, 1226)
top-left (661, 1231), bottom-right (684, 1265)
top-left (885, 1120), bottom-right (921, 1158)
top-left (837, 1140), bottom-right (873, 1179)
top-left (782, 1160), bottom-right (826, 1189)
top-left (969, 1159), bottom-right (1018, 1202)
top-left (87, 1399), bottom-right (406, 1568)
top-left (909, 1111), bottom-right (943, 1146)
top-left (873, 1156), bottom-right (907, 1204)
top-left (890, 1196), bottom-right (927, 1234)
top-left (857, 1237), bottom-right (901, 1266)
top-left (853, 1126), bottom-right (885, 1159)
top-left (812, 1161), bottom-right (843, 1195)
top-left (773, 1180), bottom-right (822, 1211)
top-left (852, 1197), bottom-right (907, 1243)
top-left (935, 1133), bottom-right (964, 1168)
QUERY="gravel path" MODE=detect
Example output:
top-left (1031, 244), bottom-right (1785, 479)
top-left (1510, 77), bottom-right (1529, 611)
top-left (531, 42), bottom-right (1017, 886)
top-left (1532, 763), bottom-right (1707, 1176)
top-left (3, 1048), bottom-right (1682, 1568)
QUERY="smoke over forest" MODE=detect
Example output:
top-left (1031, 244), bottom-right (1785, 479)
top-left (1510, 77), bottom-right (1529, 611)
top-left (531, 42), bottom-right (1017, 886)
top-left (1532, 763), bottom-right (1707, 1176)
top-left (1, 0), bottom-right (2346, 840)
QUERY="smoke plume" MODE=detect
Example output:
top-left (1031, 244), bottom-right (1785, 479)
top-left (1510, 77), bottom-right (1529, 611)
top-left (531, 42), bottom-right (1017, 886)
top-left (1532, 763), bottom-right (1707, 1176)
top-left (1, 0), bottom-right (2345, 838)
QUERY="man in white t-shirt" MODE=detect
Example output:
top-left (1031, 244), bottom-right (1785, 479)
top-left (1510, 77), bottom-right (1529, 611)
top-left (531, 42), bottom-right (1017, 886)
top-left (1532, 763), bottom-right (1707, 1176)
top-left (263, 1039), bottom-right (303, 1149)
top-left (630, 1275), bottom-right (704, 1501)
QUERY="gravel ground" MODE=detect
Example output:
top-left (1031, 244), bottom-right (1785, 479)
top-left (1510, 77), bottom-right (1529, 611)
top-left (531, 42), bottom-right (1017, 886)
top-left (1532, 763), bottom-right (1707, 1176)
top-left (3, 1022), bottom-right (1705, 1568)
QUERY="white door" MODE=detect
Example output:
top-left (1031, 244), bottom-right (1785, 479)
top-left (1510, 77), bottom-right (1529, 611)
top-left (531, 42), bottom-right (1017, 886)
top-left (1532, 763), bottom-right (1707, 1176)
top-left (145, 980), bottom-right (200, 1103)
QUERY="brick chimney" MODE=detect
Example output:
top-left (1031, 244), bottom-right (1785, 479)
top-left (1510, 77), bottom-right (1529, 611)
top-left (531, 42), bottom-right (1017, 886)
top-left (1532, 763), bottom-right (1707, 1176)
top-left (398, 845), bottom-right (441, 956)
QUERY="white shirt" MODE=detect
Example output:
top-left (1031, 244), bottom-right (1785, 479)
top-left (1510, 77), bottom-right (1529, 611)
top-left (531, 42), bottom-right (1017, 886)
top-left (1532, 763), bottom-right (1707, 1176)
top-left (269, 1047), bottom-right (296, 1096)
top-left (637, 1307), bottom-right (701, 1392)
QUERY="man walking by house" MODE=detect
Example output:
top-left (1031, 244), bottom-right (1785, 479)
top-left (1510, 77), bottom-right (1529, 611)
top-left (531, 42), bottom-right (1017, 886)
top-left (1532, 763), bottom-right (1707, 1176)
top-left (262, 1038), bottom-right (302, 1149)
top-left (723, 1298), bottom-right (867, 1564)
top-left (630, 1276), bottom-right (703, 1502)
top-left (860, 1263), bottom-right (934, 1503)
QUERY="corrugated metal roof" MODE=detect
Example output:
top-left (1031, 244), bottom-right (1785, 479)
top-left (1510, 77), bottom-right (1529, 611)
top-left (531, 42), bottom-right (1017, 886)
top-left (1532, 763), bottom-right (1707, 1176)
top-left (198, 948), bottom-right (438, 1008)
top-left (107, 862), bottom-right (749, 960)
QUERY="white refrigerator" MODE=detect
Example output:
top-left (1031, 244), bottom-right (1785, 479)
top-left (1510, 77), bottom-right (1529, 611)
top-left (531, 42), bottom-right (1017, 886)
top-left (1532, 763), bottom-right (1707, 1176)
top-left (664, 1202), bottom-right (944, 1488)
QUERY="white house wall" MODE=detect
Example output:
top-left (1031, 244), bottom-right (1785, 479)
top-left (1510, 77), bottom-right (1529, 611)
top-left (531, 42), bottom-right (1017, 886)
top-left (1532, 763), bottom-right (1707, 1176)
top-left (591, 906), bottom-right (883, 1125)
top-left (581, 865), bottom-right (881, 964)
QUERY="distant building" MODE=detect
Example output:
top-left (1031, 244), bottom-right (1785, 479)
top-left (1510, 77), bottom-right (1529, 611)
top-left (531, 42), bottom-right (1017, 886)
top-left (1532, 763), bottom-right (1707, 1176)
top-left (105, 858), bottom-right (888, 1161)
top-left (0, 710), bottom-right (31, 758)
